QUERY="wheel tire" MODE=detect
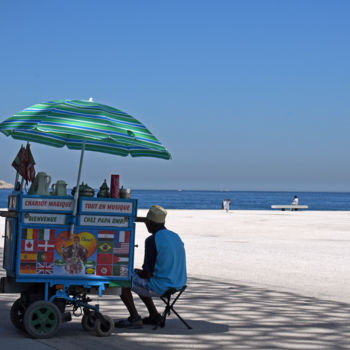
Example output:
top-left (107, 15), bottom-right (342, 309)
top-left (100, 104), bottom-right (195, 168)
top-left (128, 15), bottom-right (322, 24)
top-left (81, 312), bottom-right (96, 332)
top-left (94, 315), bottom-right (114, 337)
top-left (10, 298), bottom-right (26, 330)
top-left (23, 301), bottom-right (62, 339)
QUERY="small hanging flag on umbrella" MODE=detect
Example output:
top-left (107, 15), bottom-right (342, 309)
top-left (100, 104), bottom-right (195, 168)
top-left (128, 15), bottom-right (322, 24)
top-left (12, 143), bottom-right (36, 184)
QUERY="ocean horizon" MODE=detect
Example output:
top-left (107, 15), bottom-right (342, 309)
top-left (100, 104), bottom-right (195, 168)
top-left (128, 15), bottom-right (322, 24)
top-left (0, 189), bottom-right (349, 211)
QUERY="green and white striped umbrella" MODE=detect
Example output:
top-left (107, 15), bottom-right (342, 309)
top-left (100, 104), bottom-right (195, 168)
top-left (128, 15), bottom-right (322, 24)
top-left (0, 99), bottom-right (171, 160)
top-left (0, 99), bottom-right (171, 235)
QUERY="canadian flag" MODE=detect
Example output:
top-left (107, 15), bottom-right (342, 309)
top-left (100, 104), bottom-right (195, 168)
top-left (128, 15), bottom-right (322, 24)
top-left (21, 239), bottom-right (37, 252)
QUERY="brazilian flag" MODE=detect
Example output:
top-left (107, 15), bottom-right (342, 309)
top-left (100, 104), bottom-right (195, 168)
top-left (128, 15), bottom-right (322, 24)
top-left (98, 241), bottom-right (113, 253)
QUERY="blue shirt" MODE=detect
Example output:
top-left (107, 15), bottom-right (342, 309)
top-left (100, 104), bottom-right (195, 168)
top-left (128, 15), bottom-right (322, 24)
top-left (146, 228), bottom-right (187, 296)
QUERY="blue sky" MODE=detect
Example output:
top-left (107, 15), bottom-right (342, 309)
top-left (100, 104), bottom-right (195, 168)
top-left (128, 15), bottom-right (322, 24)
top-left (0, 0), bottom-right (349, 191)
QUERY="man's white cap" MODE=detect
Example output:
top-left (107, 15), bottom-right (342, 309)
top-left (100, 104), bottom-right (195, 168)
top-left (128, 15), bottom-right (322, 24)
top-left (146, 205), bottom-right (167, 224)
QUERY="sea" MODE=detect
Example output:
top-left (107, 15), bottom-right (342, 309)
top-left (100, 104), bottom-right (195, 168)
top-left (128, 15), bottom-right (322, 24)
top-left (0, 189), bottom-right (349, 211)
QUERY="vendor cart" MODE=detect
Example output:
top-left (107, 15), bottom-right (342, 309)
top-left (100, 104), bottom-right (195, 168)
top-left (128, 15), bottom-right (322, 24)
top-left (0, 99), bottom-right (171, 339)
top-left (1, 191), bottom-right (137, 338)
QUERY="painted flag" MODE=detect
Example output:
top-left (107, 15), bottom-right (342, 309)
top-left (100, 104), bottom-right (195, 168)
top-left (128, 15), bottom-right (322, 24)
top-left (19, 262), bottom-right (36, 274)
top-left (113, 242), bottom-right (129, 255)
top-left (113, 255), bottom-right (129, 263)
top-left (96, 265), bottom-right (112, 276)
top-left (120, 265), bottom-right (129, 276)
top-left (20, 252), bottom-right (37, 263)
top-left (98, 230), bottom-right (114, 241)
top-left (118, 231), bottom-right (130, 243)
top-left (21, 239), bottom-right (37, 252)
top-left (98, 241), bottom-right (113, 253)
top-left (22, 228), bottom-right (38, 240)
top-left (97, 253), bottom-right (113, 265)
top-left (37, 240), bottom-right (55, 252)
top-left (85, 267), bottom-right (95, 275)
top-left (37, 251), bottom-right (54, 263)
top-left (36, 262), bottom-right (54, 274)
top-left (38, 229), bottom-right (55, 241)
top-left (113, 263), bottom-right (129, 276)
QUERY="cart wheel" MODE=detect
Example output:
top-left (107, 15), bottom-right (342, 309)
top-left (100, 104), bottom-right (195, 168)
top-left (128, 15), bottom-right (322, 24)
top-left (23, 301), bottom-right (62, 339)
top-left (94, 315), bottom-right (114, 337)
top-left (81, 312), bottom-right (96, 332)
top-left (10, 298), bottom-right (26, 330)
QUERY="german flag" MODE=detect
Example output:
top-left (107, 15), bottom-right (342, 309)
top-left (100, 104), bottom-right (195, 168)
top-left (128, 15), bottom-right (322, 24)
top-left (19, 263), bottom-right (36, 274)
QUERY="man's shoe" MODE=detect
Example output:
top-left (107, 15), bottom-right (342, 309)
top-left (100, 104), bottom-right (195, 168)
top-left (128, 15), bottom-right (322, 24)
top-left (114, 316), bottom-right (143, 329)
top-left (142, 313), bottom-right (162, 326)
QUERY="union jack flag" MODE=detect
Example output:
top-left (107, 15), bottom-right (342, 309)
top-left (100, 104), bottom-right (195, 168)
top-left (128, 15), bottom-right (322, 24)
top-left (36, 262), bottom-right (54, 274)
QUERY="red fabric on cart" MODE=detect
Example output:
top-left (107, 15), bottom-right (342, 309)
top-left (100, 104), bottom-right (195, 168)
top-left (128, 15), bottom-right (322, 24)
top-left (12, 143), bottom-right (36, 184)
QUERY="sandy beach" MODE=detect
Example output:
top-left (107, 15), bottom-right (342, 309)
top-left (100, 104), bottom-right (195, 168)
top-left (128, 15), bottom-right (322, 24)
top-left (134, 209), bottom-right (350, 303)
top-left (2, 209), bottom-right (349, 301)
top-left (1, 209), bottom-right (350, 349)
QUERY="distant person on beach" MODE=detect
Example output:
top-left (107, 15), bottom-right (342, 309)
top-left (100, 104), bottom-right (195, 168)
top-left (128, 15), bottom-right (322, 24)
top-left (115, 205), bottom-right (187, 328)
top-left (222, 199), bottom-right (231, 212)
top-left (291, 195), bottom-right (299, 211)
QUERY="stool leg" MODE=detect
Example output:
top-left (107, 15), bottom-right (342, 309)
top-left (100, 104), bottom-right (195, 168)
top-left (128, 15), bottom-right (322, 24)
top-left (153, 289), bottom-right (192, 330)
top-left (169, 306), bottom-right (192, 329)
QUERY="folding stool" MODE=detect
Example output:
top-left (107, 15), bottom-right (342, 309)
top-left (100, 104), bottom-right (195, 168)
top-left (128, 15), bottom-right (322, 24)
top-left (154, 285), bottom-right (192, 330)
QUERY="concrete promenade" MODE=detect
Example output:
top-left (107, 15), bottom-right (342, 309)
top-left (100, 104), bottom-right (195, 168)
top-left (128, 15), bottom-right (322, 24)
top-left (0, 210), bottom-right (350, 349)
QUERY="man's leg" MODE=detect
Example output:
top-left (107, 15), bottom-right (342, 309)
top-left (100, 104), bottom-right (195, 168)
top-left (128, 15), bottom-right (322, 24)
top-left (139, 295), bottom-right (159, 319)
top-left (120, 287), bottom-right (140, 319)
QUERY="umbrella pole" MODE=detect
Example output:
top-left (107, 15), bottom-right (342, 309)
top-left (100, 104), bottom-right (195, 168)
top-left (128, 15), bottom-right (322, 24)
top-left (70, 138), bottom-right (86, 237)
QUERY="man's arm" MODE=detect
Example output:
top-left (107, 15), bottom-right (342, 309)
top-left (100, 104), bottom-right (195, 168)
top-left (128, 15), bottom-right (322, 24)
top-left (139, 234), bottom-right (157, 279)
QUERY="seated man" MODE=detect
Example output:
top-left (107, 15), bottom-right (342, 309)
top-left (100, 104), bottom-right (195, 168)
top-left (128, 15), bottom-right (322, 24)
top-left (115, 205), bottom-right (187, 328)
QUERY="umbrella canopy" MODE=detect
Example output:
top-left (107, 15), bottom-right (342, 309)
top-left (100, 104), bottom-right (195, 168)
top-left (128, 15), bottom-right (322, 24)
top-left (0, 99), bottom-right (171, 236)
top-left (0, 99), bottom-right (171, 160)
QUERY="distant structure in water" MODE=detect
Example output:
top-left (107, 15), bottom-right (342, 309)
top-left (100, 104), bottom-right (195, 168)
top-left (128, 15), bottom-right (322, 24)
top-left (0, 180), bottom-right (13, 189)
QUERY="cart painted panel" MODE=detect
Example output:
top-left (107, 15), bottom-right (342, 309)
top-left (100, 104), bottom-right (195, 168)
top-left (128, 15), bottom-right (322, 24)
top-left (5, 193), bottom-right (137, 288)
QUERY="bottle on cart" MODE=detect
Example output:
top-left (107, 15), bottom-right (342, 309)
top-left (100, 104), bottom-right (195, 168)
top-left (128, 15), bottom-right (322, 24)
top-left (97, 179), bottom-right (110, 198)
top-left (119, 186), bottom-right (131, 199)
top-left (110, 174), bottom-right (120, 198)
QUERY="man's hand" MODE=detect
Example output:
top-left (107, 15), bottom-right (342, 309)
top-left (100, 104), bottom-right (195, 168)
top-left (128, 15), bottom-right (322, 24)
top-left (135, 268), bottom-right (152, 279)
top-left (135, 268), bottom-right (143, 276)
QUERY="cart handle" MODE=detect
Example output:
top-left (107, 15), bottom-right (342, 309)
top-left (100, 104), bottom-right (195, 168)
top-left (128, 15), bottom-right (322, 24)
top-left (0, 211), bottom-right (17, 218)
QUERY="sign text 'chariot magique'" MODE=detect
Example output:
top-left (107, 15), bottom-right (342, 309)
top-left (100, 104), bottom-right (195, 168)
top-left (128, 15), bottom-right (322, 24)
top-left (22, 198), bottom-right (73, 212)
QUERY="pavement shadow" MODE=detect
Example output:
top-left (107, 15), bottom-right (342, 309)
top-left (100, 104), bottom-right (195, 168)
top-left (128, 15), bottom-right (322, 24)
top-left (1, 250), bottom-right (350, 349)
